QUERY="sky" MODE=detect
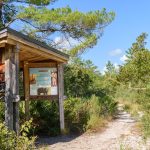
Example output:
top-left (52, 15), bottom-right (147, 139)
top-left (12, 0), bottom-right (150, 73)
top-left (52, 0), bottom-right (150, 73)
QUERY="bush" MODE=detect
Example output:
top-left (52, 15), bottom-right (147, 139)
top-left (64, 97), bottom-right (88, 133)
top-left (28, 95), bottom-right (117, 135)
top-left (64, 95), bottom-right (117, 133)
top-left (139, 90), bottom-right (150, 139)
top-left (86, 95), bottom-right (103, 130)
top-left (0, 102), bottom-right (4, 122)
top-left (141, 113), bottom-right (150, 139)
top-left (115, 85), bottom-right (141, 116)
top-left (0, 121), bottom-right (35, 150)
top-left (115, 85), bottom-right (139, 103)
top-left (30, 101), bottom-right (60, 136)
top-left (115, 86), bottom-right (150, 139)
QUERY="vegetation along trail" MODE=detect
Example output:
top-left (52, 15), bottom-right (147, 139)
top-left (38, 104), bottom-right (150, 150)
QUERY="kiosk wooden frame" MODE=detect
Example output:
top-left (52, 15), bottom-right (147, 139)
top-left (0, 28), bottom-right (69, 133)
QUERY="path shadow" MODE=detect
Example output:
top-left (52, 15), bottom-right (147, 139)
top-left (36, 134), bottom-right (82, 147)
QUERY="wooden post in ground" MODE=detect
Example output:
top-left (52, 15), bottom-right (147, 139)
top-left (23, 61), bottom-right (30, 120)
top-left (5, 44), bottom-right (20, 133)
top-left (58, 63), bottom-right (65, 133)
top-left (12, 45), bottom-right (20, 134)
top-left (5, 56), bottom-right (13, 130)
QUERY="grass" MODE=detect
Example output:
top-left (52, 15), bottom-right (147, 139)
top-left (115, 86), bottom-right (150, 139)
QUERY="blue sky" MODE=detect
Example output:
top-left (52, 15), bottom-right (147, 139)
top-left (12, 0), bottom-right (150, 73)
top-left (53, 0), bottom-right (150, 72)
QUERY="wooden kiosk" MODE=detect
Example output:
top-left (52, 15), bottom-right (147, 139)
top-left (0, 28), bottom-right (69, 133)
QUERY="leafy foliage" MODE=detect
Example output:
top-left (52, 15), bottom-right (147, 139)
top-left (141, 113), bottom-right (150, 139)
top-left (101, 61), bottom-right (119, 96)
top-left (0, 102), bottom-right (4, 122)
top-left (126, 33), bottom-right (148, 61)
top-left (64, 97), bottom-right (88, 133)
top-left (28, 58), bottom-right (117, 135)
top-left (118, 33), bottom-right (150, 87)
top-left (64, 58), bottom-right (106, 98)
top-left (30, 101), bottom-right (60, 136)
top-left (64, 95), bottom-right (117, 133)
top-left (65, 58), bottom-right (93, 97)
top-left (114, 33), bottom-right (150, 139)
top-left (0, 121), bottom-right (35, 150)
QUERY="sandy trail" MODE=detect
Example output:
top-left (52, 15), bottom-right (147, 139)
top-left (37, 104), bottom-right (150, 150)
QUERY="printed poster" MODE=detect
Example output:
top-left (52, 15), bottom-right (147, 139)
top-left (29, 68), bottom-right (58, 96)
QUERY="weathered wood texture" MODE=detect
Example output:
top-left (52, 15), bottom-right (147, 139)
top-left (0, 28), bottom-right (69, 64)
top-left (4, 45), bottom-right (20, 133)
top-left (12, 45), bottom-right (20, 134)
top-left (0, 28), bottom-right (69, 134)
top-left (30, 95), bottom-right (58, 100)
top-left (58, 63), bottom-right (65, 133)
top-left (5, 60), bottom-right (13, 129)
top-left (28, 62), bottom-right (57, 68)
top-left (0, 50), bottom-right (2, 64)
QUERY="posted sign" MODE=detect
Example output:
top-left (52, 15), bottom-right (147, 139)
top-left (29, 68), bottom-right (58, 96)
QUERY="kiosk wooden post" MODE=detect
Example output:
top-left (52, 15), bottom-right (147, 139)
top-left (5, 44), bottom-right (20, 133)
top-left (58, 63), bottom-right (65, 133)
top-left (23, 61), bottom-right (30, 120)
top-left (12, 45), bottom-right (20, 134)
top-left (5, 46), bottom-right (14, 130)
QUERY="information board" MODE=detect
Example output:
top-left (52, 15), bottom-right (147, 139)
top-left (29, 68), bottom-right (58, 96)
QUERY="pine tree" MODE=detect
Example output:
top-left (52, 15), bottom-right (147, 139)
top-left (126, 33), bottom-right (148, 61)
top-left (0, 0), bottom-right (115, 56)
top-left (105, 61), bottom-right (116, 76)
top-left (118, 33), bottom-right (150, 86)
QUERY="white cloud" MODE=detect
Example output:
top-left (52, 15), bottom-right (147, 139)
top-left (54, 37), bottom-right (62, 44)
top-left (114, 63), bottom-right (119, 70)
top-left (101, 62), bottom-right (119, 75)
top-left (120, 55), bottom-right (128, 62)
top-left (101, 66), bottom-right (107, 75)
top-left (54, 36), bottom-right (78, 51)
top-left (54, 37), bottom-right (70, 50)
top-left (109, 49), bottom-right (122, 56)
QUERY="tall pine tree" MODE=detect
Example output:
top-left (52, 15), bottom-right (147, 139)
top-left (118, 33), bottom-right (150, 86)
top-left (0, 0), bottom-right (115, 56)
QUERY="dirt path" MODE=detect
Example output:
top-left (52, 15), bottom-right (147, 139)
top-left (37, 104), bottom-right (150, 150)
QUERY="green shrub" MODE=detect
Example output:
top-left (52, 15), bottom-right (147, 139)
top-left (115, 86), bottom-right (150, 139)
top-left (141, 113), bottom-right (150, 139)
top-left (138, 90), bottom-right (150, 139)
top-left (0, 102), bottom-right (4, 122)
top-left (30, 101), bottom-right (60, 136)
top-left (100, 95), bottom-right (118, 116)
top-left (86, 95), bottom-right (103, 130)
top-left (115, 85), bottom-right (139, 103)
top-left (115, 86), bottom-right (141, 116)
top-left (64, 97), bottom-right (88, 133)
top-left (0, 121), bottom-right (35, 150)
top-left (86, 95), bottom-right (117, 130)
top-left (64, 95), bottom-right (117, 133)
